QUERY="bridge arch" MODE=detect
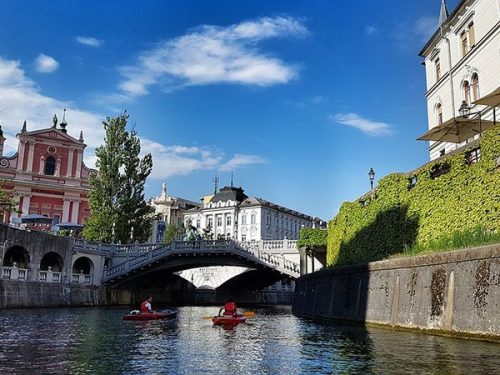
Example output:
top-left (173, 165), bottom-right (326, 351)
top-left (72, 256), bottom-right (94, 275)
top-left (40, 252), bottom-right (64, 272)
top-left (3, 246), bottom-right (30, 268)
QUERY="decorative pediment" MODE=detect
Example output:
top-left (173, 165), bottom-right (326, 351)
top-left (18, 128), bottom-right (86, 147)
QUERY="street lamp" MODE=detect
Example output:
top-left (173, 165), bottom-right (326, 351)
top-left (458, 100), bottom-right (483, 136)
top-left (368, 168), bottom-right (375, 190)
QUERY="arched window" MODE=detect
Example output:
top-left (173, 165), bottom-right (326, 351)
top-left (436, 103), bottom-right (443, 125)
top-left (44, 156), bottom-right (56, 176)
top-left (464, 81), bottom-right (471, 105)
top-left (471, 74), bottom-right (479, 101)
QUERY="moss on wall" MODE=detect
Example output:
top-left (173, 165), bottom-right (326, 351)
top-left (328, 126), bottom-right (500, 267)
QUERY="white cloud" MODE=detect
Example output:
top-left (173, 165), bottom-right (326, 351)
top-left (219, 154), bottom-right (266, 171)
top-left (0, 57), bottom-right (265, 178)
top-left (117, 16), bottom-right (307, 98)
top-left (332, 113), bottom-right (392, 136)
top-left (34, 54), bottom-right (59, 73)
top-left (415, 16), bottom-right (438, 41)
top-left (75, 36), bottom-right (102, 47)
top-left (365, 25), bottom-right (378, 35)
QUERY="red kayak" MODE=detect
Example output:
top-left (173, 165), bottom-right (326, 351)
top-left (212, 315), bottom-right (247, 326)
top-left (123, 309), bottom-right (177, 321)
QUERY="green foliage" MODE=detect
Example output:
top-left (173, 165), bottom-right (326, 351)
top-left (297, 228), bottom-right (327, 248)
top-left (328, 126), bottom-right (500, 267)
top-left (83, 113), bottom-right (154, 243)
top-left (163, 224), bottom-right (181, 245)
top-left (0, 184), bottom-right (17, 216)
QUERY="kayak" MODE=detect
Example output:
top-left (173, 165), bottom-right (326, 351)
top-left (123, 309), bottom-right (177, 321)
top-left (212, 315), bottom-right (247, 325)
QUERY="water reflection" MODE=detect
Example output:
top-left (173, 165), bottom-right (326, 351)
top-left (0, 306), bottom-right (498, 374)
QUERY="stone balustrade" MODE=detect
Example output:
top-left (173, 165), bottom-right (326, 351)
top-left (2, 266), bottom-right (29, 281)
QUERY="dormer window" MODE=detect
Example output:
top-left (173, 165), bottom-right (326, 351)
top-left (44, 156), bottom-right (56, 176)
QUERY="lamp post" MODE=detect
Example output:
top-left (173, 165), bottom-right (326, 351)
top-left (458, 100), bottom-right (483, 136)
top-left (368, 168), bottom-right (375, 191)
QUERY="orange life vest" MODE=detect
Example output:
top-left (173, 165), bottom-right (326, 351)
top-left (223, 301), bottom-right (236, 316)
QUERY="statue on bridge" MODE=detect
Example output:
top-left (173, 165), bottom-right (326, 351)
top-left (183, 224), bottom-right (201, 241)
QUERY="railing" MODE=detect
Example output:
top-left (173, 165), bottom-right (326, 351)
top-left (2, 266), bottom-right (29, 280)
top-left (71, 273), bottom-right (92, 284)
top-left (39, 270), bottom-right (62, 283)
top-left (103, 239), bottom-right (300, 282)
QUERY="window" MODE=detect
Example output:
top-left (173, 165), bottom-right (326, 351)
top-left (436, 103), bottom-right (443, 125)
top-left (251, 214), bottom-right (256, 224)
top-left (241, 234), bottom-right (246, 242)
top-left (466, 148), bottom-right (481, 165)
top-left (207, 216), bottom-right (213, 228)
top-left (44, 156), bottom-right (56, 175)
top-left (471, 74), bottom-right (479, 101)
top-left (196, 219), bottom-right (200, 228)
top-left (464, 81), bottom-right (471, 105)
top-left (468, 22), bottom-right (475, 47)
top-left (242, 215), bottom-right (247, 225)
top-left (53, 215), bottom-right (60, 225)
top-left (435, 58), bottom-right (441, 81)
top-left (460, 31), bottom-right (468, 56)
top-left (226, 215), bottom-right (232, 226)
top-left (217, 215), bottom-right (222, 227)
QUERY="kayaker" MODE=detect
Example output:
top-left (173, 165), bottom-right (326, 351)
top-left (219, 298), bottom-right (237, 317)
top-left (140, 296), bottom-right (155, 313)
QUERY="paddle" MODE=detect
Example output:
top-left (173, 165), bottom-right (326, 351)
top-left (202, 311), bottom-right (255, 319)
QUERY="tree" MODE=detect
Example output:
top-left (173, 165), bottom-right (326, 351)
top-left (0, 184), bottom-right (18, 222)
top-left (163, 224), bottom-right (180, 245)
top-left (83, 113), bottom-right (154, 243)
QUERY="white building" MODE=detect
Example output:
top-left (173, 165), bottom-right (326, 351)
top-left (148, 182), bottom-right (201, 243)
top-left (419, 0), bottom-right (500, 160)
top-left (183, 185), bottom-right (325, 241)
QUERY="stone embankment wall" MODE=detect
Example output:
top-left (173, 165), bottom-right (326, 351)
top-left (0, 280), bottom-right (106, 308)
top-left (293, 244), bottom-right (499, 340)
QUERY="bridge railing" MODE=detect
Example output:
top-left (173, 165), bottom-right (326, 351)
top-left (2, 266), bottom-right (29, 281)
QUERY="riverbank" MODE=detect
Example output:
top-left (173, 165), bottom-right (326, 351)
top-left (292, 243), bottom-right (500, 342)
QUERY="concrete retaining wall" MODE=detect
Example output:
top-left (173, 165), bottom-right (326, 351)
top-left (0, 280), bottom-right (106, 308)
top-left (292, 244), bottom-right (500, 340)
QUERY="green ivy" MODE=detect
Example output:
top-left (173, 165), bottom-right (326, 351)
top-left (298, 228), bottom-right (327, 248)
top-left (327, 125), bottom-right (500, 267)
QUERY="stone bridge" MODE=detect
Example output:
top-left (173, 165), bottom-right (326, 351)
top-left (95, 239), bottom-right (301, 286)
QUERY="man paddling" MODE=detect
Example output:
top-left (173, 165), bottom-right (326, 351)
top-left (219, 298), bottom-right (237, 317)
top-left (140, 296), bottom-right (155, 313)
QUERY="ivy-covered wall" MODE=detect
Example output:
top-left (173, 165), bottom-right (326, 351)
top-left (297, 228), bottom-right (327, 249)
top-left (328, 125), bottom-right (500, 267)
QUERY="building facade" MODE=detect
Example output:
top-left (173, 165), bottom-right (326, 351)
top-left (0, 115), bottom-right (95, 226)
top-left (419, 0), bottom-right (500, 160)
top-left (183, 186), bottom-right (324, 241)
top-left (148, 182), bottom-right (201, 242)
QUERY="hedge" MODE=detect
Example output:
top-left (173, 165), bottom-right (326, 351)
top-left (298, 228), bottom-right (327, 248)
top-left (327, 125), bottom-right (500, 267)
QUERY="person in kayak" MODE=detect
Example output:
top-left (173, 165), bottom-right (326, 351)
top-left (219, 298), bottom-right (238, 317)
top-left (140, 296), bottom-right (155, 313)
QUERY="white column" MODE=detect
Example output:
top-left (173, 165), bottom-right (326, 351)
top-left (71, 200), bottom-right (80, 223)
top-left (75, 151), bottom-right (82, 178)
top-left (27, 142), bottom-right (35, 172)
top-left (39, 156), bottom-right (45, 174)
top-left (62, 199), bottom-right (71, 223)
top-left (17, 141), bottom-right (26, 171)
top-left (55, 158), bottom-right (61, 177)
top-left (21, 195), bottom-right (31, 216)
top-left (66, 148), bottom-right (74, 177)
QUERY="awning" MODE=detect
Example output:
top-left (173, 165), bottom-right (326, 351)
top-left (473, 86), bottom-right (500, 107)
top-left (20, 214), bottom-right (53, 224)
top-left (417, 117), bottom-right (495, 143)
top-left (56, 222), bottom-right (84, 229)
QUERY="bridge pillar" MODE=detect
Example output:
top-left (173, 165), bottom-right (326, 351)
top-left (299, 246), bottom-right (308, 275)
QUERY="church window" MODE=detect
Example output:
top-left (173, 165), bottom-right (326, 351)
top-left (435, 58), bottom-right (441, 81)
top-left (44, 156), bottom-right (56, 176)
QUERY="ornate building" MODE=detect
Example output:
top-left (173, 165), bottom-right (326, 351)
top-left (419, 0), bottom-right (500, 160)
top-left (0, 113), bottom-right (96, 226)
top-left (183, 185), bottom-right (325, 241)
top-left (148, 182), bottom-right (201, 242)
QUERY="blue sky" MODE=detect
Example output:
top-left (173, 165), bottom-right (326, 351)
top-left (0, 0), bottom-right (460, 221)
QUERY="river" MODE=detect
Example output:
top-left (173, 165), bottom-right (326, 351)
top-left (0, 306), bottom-right (498, 374)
